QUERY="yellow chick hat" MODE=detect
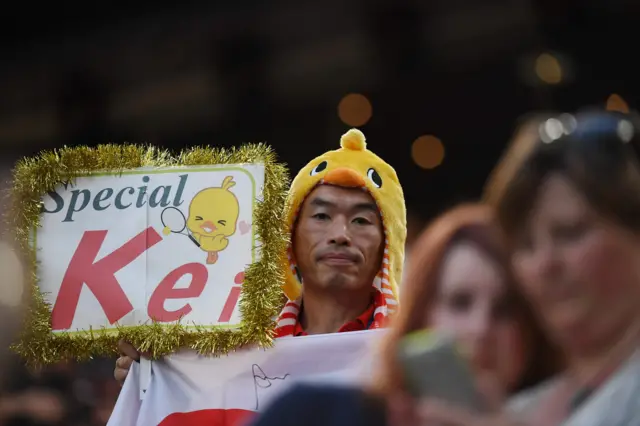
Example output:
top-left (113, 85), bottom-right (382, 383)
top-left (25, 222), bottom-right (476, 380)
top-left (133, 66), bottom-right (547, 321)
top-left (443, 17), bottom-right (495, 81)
top-left (282, 128), bottom-right (407, 309)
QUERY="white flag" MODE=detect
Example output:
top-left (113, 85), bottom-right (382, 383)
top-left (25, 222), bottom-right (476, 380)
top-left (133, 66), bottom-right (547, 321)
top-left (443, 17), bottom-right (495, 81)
top-left (109, 329), bottom-right (385, 426)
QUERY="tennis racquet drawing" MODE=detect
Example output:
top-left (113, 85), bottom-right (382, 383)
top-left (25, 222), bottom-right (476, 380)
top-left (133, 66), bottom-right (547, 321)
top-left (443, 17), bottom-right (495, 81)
top-left (160, 206), bottom-right (201, 247)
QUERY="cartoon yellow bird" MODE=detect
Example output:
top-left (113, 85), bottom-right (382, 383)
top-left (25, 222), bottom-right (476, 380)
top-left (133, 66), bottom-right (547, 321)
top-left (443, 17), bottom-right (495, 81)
top-left (186, 176), bottom-right (240, 264)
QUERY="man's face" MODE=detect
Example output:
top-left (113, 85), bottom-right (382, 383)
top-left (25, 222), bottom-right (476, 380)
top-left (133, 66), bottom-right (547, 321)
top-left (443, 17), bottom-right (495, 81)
top-left (293, 185), bottom-right (384, 292)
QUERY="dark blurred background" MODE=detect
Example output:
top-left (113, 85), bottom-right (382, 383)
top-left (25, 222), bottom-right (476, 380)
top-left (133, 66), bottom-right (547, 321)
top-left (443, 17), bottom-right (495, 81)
top-left (0, 0), bottom-right (636, 424)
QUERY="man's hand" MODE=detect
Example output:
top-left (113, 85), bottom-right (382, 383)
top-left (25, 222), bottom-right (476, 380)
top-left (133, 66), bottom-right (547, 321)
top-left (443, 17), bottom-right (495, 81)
top-left (114, 339), bottom-right (141, 386)
top-left (114, 340), bottom-right (255, 386)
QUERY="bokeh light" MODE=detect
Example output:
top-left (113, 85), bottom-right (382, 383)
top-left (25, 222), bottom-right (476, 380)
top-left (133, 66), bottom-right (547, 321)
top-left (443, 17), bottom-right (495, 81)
top-left (337, 93), bottom-right (372, 127)
top-left (535, 53), bottom-right (562, 85)
top-left (606, 93), bottom-right (629, 113)
top-left (411, 135), bottom-right (445, 169)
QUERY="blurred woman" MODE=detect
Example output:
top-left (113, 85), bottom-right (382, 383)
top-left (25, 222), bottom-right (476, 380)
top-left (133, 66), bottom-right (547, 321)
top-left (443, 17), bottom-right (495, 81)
top-left (249, 204), bottom-right (557, 426)
top-left (419, 110), bottom-right (640, 426)
top-left (380, 204), bottom-right (557, 424)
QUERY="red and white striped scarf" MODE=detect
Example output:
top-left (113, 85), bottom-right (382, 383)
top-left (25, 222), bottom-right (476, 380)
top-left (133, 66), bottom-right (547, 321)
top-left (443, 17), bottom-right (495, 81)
top-left (274, 287), bottom-right (390, 338)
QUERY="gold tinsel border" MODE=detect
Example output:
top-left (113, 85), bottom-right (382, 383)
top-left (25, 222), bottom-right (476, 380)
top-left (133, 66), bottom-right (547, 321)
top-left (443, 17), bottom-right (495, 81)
top-left (6, 144), bottom-right (290, 366)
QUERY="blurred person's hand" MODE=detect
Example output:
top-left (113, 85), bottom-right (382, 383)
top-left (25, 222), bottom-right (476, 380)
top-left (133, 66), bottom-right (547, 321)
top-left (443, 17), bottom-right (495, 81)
top-left (18, 388), bottom-right (65, 422)
top-left (114, 339), bottom-right (143, 386)
top-left (416, 373), bottom-right (525, 426)
top-left (388, 371), bottom-right (526, 426)
top-left (412, 400), bottom-right (527, 426)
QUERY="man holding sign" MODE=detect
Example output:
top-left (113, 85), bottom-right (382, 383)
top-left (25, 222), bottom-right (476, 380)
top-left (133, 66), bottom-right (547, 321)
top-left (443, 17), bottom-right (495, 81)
top-left (115, 128), bottom-right (406, 383)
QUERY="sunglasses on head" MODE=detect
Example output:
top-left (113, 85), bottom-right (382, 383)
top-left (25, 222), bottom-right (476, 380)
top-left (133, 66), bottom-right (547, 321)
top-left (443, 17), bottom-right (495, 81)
top-left (535, 110), bottom-right (640, 172)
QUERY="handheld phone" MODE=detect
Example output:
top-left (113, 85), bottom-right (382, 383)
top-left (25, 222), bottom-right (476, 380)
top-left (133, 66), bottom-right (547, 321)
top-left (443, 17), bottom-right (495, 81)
top-left (397, 330), bottom-right (488, 412)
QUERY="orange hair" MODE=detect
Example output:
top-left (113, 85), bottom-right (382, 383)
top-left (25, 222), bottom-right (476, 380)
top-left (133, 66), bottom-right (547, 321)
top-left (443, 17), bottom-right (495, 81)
top-left (374, 203), bottom-right (559, 396)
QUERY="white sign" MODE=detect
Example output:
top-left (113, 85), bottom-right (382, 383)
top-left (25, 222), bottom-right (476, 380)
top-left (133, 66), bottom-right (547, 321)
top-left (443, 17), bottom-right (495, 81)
top-left (109, 329), bottom-right (385, 426)
top-left (36, 165), bottom-right (264, 333)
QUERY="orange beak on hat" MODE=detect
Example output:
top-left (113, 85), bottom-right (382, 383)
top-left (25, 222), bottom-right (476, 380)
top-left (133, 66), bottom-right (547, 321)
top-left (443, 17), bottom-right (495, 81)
top-left (322, 167), bottom-right (366, 188)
